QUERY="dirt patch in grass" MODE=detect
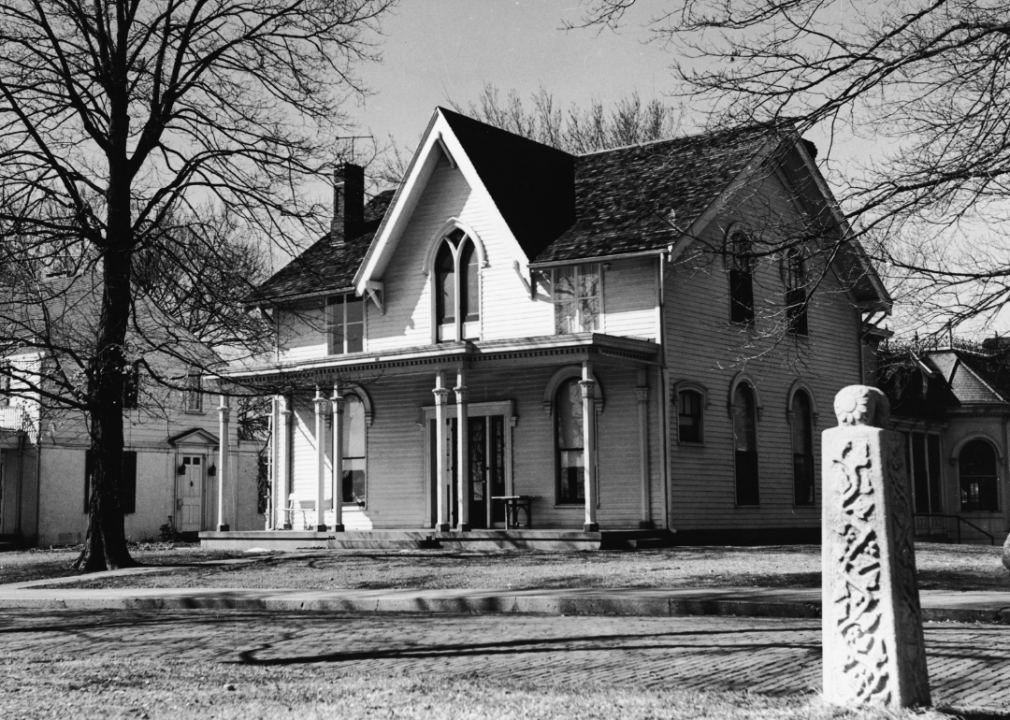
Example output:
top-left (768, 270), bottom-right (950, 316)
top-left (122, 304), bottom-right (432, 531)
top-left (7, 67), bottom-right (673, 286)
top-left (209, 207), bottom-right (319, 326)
top-left (0, 542), bottom-right (247, 586)
top-left (42, 542), bottom-right (1010, 592)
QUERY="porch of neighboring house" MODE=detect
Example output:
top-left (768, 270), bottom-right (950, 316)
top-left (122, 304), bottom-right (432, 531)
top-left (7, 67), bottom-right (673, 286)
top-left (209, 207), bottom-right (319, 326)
top-left (202, 334), bottom-right (671, 551)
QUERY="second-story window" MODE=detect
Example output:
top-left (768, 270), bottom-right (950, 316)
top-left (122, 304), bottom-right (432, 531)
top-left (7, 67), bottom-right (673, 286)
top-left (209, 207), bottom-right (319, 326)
top-left (728, 232), bottom-right (754, 323)
top-left (783, 246), bottom-right (809, 335)
top-left (185, 370), bottom-right (202, 413)
top-left (554, 264), bottom-right (600, 334)
top-left (123, 361), bottom-right (140, 409)
top-left (678, 389), bottom-right (703, 443)
top-left (327, 294), bottom-right (364, 355)
top-left (434, 228), bottom-right (480, 342)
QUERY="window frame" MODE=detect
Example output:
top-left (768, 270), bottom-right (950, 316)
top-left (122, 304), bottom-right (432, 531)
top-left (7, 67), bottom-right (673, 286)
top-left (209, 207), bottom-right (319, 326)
top-left (326, 293), bottom-right (365, 356)
top-left (958, 437), bottom-right (1000, 513)
top-left (727, 231), bottom-right (755, 324)
top-left (340, 392), bottom-right (368, 507)
top-left (552, 263), bottom-right (602, 335)
top-left (184, 370), bottom-right (203, 413)
top-left (0, 362), bottom-right (11, 408)
top-left (553, 377), bottom-right (599, 506)
top-left (790, 389), bottom-right (816, 506)
top-left (729, 377), bottom-right (761, 507)
top-left (907, 430), bottom-right (943, 514)
top-left (432, 227), bottom-right (481, 343)
top-left (673, 381), bottom-right (708, 446)
top-left (782, 246), bottom-right (809, 335)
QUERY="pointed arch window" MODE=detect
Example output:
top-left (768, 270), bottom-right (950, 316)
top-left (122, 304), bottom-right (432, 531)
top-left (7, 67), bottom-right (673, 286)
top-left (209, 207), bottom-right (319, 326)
top-left (434, 228), bottom-right (480, 342)
top-left (782, 246), bottom-right (809, 335)
top-left (728, 232), bottom-right (754, 323)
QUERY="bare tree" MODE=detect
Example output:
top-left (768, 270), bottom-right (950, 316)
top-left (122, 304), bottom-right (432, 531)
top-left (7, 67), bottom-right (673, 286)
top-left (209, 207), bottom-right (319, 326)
top-left (571, 0), bottom-right (1010, 335)
top-left (0, 0), bottom-right (394, 571)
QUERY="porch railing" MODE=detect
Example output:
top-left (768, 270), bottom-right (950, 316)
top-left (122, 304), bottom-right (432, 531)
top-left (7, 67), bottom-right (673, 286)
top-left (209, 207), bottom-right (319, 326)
top-left (912, 513), bottom-right (995, 545)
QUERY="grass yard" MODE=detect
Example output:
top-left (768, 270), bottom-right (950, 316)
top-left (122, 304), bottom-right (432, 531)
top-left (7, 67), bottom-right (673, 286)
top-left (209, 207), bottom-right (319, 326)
top-left (11, 541), bottom-right (1008, 592)
top-left (0, 542), bottom-right (246, 586)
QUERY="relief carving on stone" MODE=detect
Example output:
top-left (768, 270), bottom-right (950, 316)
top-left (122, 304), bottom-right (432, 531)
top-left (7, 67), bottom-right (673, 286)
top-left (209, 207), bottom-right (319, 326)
top-left (831, 438), bottom-right (891, 703)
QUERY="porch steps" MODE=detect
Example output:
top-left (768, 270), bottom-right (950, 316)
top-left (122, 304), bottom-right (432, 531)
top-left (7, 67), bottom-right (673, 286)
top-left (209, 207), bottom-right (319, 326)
top-left (201, 529), bottom-right (675, 553)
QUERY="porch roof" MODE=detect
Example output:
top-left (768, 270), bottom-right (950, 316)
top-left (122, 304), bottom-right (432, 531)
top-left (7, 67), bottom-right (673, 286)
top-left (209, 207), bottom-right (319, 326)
top-left (225, 333), bottom-right (659, 386)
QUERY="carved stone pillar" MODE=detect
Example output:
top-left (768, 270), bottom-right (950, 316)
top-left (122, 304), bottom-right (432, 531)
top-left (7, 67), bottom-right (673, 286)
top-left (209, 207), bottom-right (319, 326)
top-left (313, 387), bottom-right (328, 532)
top-left (635, 376), bottom-right (652, 529)
top-left (580, 360), bottom-right (598, 532)
top-left (216, 394), bottom-right (230, 532)
top-left (433, 371), bottom-right (451, 532)
top-left (822, 385), bottom-right (930, 708)
top-left (331, 384), bottom-right (345, 533)
top-left (455, 367), bottom-right (470, 532)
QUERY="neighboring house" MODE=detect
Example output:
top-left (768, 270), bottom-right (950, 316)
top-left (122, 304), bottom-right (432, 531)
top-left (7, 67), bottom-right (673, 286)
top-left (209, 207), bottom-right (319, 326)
top-left (879, 340), bottom-right (1010, 544)
top-left (0, 272), bottom-right (261, 548)
top-left (229, 107), bottom-right (889, 545)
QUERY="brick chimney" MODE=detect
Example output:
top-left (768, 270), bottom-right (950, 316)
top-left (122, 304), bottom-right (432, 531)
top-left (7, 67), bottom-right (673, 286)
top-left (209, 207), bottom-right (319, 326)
top-left (332, 162), bottom-right (365, 245)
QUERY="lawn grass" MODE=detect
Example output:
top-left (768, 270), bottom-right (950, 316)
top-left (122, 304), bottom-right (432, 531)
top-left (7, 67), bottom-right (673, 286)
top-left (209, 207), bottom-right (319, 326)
top-left (0, 653), bottom-right (977, 720)
top-left (0, 542), bottom-right (246, 586)
top-left (15, 541), bottom-right (1009, 592)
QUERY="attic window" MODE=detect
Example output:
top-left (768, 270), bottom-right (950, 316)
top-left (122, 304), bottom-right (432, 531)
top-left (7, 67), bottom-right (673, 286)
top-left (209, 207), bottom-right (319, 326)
top-left (553, 264), bottom-right (600, 334)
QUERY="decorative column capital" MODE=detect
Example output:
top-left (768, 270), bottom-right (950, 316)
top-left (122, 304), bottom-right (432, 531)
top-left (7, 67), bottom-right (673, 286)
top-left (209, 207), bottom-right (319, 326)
top-left (579, 378), bottom-right (597, 400)
top-left (454, 385), bottom-right (469, 402)
top-left (313, 387), bottom-right (329, 412)
top-left (433, 387), bottom-right (451, 405)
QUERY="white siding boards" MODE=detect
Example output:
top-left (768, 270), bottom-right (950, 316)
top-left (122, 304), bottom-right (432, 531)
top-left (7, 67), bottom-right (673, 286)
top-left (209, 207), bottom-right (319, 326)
top-left (243, 108), bottom-right (889, 542)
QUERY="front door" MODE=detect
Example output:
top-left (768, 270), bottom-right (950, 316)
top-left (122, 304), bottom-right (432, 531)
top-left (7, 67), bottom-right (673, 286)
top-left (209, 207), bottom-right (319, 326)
top-left (177, 455), bottom-right (204, 532)
top-left (448, 416), bottom-right (506, 529)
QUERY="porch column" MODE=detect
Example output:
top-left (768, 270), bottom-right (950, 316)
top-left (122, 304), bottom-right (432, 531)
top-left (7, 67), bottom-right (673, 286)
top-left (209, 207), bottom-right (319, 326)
top-left (313, 386), bottom-right (328, 531)
top-left (433, 371), bottom-right (451, 532)
top-left (636, 369), bottom-right (653, 529)
top-left (455, 367), bottom-right (470, 532)
top-left (216, 394), bottom-right (230, 531)
top-left (279, 396), bottom-right (293, 529)
top-left (331, 384), bottom-right (345, 532)
top-left (580, 360), bottom-right (599, 532)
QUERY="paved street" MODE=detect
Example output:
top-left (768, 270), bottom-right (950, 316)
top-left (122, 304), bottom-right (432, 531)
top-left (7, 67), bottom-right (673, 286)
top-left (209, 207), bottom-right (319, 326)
top-left (2, 609), bottom-right (1009, 714)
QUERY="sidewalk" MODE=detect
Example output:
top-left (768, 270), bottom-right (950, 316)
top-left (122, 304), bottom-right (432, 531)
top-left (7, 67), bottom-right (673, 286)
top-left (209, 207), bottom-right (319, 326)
top-left (2, 567), bottom-right (1009, 622)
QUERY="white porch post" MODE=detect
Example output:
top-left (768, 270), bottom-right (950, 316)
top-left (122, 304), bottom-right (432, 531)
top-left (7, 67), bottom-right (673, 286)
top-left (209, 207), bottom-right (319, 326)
top-left (636, 368), bottom-right (653, 529)
top-left (580, 360), bottom-right (599, 532)
top-left (217, 394), bottom-right (230, 531)
top-left (331, 384), bottom-right (345, 533)
top-left (313, 386), bottom-right (328, 531)
top-left (455, 366), bottom-right (470, 532)
top-left (433, 371), bottom-right (451, 532)
top-left (279, 396), bottom-right (293, 529)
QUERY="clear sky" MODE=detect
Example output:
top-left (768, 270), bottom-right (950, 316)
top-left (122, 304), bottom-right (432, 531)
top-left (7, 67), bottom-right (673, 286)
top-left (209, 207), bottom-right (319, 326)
top-left (348, 0), bottom-right (676, 153)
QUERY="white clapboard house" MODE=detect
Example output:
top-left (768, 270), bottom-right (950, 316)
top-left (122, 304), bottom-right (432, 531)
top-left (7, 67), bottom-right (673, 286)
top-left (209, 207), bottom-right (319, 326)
top-left (0, 272), bottom-right (262, 548)
top-left (209, 107), bottom-right (890, 549)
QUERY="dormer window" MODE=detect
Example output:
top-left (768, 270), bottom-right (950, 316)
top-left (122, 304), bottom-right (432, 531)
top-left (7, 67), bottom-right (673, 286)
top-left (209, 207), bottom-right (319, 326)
top-left (434, 228), bottom-right (480, 342)
top-left (327, 294), bottom-right (364, 355)
top-left (553, 264), bottom-right (600, 334)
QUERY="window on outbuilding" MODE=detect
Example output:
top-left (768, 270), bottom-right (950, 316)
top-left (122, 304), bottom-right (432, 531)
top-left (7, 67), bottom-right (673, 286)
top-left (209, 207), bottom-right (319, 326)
top-left (556, 378), bottom-right (585, 504)
top-left (553, 264), bottom-right (600, 334)
top-left (678, 389), bottom-right (703, 444)
top-left (728, 232), bottom-right (755, 323)
top-left (341, 394), bottom-right (367, 505)
top-left (791, 390), bottom-right (815, 505)
top-left (434, 228), bottom-right (480, 342)
top-left (732, 383), bottom-right (759, 505)
top-left (959, 439), bottom-right (998, 512)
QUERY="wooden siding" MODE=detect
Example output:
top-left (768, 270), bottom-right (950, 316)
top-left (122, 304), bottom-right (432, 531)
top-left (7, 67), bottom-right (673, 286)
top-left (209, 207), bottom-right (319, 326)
top-left (664, 168), bottom-right (863, 532)
top-left (602, 258), bottom-right (658, 340)
top-left (276, 301), bottom-right (328, 364)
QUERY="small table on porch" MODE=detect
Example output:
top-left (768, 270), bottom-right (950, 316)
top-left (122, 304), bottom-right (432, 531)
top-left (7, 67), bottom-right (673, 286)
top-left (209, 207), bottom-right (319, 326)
top-left (492, 495), bottom-right (537, 530)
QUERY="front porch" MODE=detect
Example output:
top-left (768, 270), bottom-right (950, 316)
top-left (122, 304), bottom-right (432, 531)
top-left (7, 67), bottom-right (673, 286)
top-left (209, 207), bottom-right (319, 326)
top-left (200, 527), bottom-right (673, 552)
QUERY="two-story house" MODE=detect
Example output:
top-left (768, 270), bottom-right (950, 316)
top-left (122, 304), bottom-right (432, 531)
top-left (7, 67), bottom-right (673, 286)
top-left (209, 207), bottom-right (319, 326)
top-left (0, 272), bottom-right (262, 548)
top-left (211, 107), bottom-right (890, 549)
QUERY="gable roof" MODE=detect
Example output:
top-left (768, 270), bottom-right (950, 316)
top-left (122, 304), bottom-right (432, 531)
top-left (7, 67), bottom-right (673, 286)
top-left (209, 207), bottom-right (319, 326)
top-left (534, 125), bottom-right (774, 263)
top-left (251, 190), bottom-right (394, 304)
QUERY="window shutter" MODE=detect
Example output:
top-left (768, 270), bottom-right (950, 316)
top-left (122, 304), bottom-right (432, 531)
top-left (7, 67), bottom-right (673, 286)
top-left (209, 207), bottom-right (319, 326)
top-left (84, 449), bottom-right (93, 513)
top-left (121, 451), bottom-right (137, 515)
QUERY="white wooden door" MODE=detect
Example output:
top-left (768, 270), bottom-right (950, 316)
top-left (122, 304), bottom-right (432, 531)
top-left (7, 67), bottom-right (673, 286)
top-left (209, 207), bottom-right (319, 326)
top-left (177, 455), bottom-right (204, 532)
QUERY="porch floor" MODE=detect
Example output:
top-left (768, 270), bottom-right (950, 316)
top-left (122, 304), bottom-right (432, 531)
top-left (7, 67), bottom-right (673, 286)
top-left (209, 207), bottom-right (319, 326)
top-left (200, 528), bottom-right (672, 552)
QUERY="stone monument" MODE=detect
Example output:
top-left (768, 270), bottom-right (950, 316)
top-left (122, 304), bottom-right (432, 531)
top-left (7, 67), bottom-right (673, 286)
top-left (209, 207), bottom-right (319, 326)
top-left (822, 385), bottom-right (930, 707)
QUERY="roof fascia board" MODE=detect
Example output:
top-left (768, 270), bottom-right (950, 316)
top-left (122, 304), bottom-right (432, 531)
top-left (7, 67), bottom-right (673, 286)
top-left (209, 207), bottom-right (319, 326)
top-left (352, 110), bottom-right (442, 294)
top-left (791, 137), bottom-right (893, 311)
top-left (249, 286), bottom-right (354, 309)
top-left (529, 249), bottom-right (667, 269)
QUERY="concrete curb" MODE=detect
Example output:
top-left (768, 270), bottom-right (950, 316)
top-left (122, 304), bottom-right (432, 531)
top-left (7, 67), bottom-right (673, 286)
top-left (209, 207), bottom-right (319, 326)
top-left (3, 586), bottom-right (1008, 623)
